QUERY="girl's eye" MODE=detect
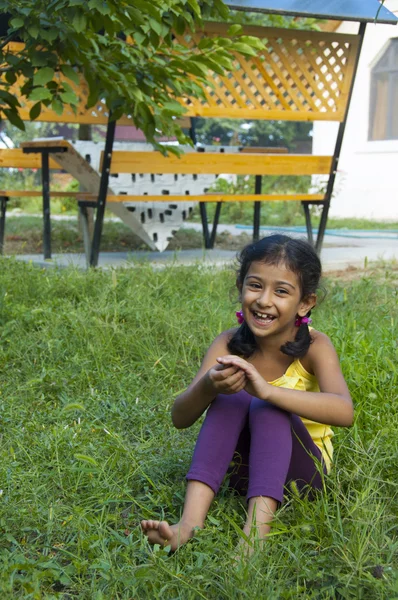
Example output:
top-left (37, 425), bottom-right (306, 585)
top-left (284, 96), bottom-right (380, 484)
top-left (276, 288), bottom-right (288, 295)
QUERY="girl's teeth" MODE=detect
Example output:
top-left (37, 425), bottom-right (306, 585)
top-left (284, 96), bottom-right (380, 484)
top-left (254, 312), bottom-right (274, 320)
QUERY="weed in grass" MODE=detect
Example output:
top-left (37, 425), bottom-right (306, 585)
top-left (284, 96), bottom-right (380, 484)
top-left (0, 259), bottom-right (397, 597)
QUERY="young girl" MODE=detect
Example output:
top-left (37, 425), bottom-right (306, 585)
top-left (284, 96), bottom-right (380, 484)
top-left (141, 234), bottom-right (353, 553)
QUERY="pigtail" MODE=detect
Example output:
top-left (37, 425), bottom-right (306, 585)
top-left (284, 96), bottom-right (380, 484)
top-left (280, 311), bottom-right (313, 359)
top-left (227, 321), bottom-right (257, 358)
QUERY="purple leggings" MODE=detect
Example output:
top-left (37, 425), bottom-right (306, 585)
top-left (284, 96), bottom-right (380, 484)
top-left (186, 391), bottom-right (326, 503)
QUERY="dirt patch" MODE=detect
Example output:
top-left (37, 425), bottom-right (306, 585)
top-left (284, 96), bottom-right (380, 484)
top-left (325, 262), bottom-right (398, 282)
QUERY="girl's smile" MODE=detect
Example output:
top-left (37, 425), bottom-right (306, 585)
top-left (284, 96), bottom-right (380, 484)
top-left (241, 261), bottom-right (313, 337)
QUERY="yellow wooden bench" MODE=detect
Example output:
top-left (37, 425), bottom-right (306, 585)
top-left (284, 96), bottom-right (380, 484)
top-left (0, 189), bottom-right (97, 257)
top-left (2, 10), bottom-right (386, 263)
top-left (100, 149), bottom-right (329, 247)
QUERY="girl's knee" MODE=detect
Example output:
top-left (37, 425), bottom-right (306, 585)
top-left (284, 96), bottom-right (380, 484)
top-left (210, 390), bottom-right (252, 413)
top-left (249, 397), bottom-right (290, 420)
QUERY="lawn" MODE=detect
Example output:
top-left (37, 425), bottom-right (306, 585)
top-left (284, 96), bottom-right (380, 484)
top-left (0, 258), bottom-right (397, 598)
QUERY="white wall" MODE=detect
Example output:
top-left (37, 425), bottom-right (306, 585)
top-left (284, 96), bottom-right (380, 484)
top-left (312, 1), bottom-right (398, 220)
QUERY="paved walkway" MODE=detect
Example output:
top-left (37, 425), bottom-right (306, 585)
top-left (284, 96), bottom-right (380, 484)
top-left (12, 224), bottom-right (398, 272)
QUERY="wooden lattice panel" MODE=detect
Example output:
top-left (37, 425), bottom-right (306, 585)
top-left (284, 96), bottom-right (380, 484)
top-left (3, 43), bottom-right (134, 125)
top-left (175, 22), bottom-right (360, 122)
top-left (3, 24), bottom-right (359, 124)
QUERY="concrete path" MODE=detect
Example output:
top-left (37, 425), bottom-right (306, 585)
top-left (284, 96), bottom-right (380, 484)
top-left (12, 224), bottom-right (398, 272)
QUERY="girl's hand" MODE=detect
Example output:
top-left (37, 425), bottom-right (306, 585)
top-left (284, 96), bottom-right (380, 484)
top-left (216, 355), bottom-right (271, 400)
top-left (206, 362), bottom-right (247, 395)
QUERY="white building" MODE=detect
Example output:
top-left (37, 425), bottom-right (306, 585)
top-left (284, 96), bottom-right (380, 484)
top-left (313, 0), bottom-right (398, 220)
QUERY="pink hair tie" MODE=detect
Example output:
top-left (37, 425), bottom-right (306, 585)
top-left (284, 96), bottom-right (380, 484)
top-left (295, 316), bottom-right (312, 327)
top-left (236, 310), bottom-right (244, 324)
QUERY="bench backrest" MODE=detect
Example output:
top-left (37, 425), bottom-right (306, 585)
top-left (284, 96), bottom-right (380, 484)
top-left (104, 150), bottom-right (332, 176)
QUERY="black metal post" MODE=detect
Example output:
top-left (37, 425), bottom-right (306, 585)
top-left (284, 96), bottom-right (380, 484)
top-left (189, 117), bottom-right (197, 145)
top-left (315, 22), bottom-right (367, 253)
top-left (41, 151), bottom-right (51, 259)
top-left (199, 202), bottom-right (211, 249)
top-left (90, 114), bottom-right (116, 267)
top-left (0, 196), bottom-right (8, 255)
top-left (302, 202), bottom-right (314, 246)
top-left (253, 175), bottom-right (262, 241)
top-left (209, 202), bottom-right (222, 248)
top-left (22, 145), bottom-right (67, 260)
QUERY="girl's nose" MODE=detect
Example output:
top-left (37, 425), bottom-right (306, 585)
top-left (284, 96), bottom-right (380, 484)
top-left (257, 289), bottom-right (272, 307)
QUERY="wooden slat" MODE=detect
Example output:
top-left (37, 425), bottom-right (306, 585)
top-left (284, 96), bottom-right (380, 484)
top-left (21, 140), bottom-right (72, 149)
top-left (0, 149), bottom-right (59, 169)
top-left (105, 151), bottom-right (332, 175)
top-left (102, 193), bottom-right (325, 203)
top-left (0, 190), bottom-right (324, 203)
top-left (239, 147), bottom-right (288, 153)
top-left (0, 190), bottom-right (96, 198)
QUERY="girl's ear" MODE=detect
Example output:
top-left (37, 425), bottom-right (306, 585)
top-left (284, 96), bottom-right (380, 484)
top-left (298, 293), bottom-right (317, 316)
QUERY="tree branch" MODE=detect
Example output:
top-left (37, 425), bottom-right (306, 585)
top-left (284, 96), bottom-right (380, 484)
top-left (0, 32), bottom-right (18, 51)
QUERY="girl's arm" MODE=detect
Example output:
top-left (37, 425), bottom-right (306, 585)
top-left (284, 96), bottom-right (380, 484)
top-left (172, 330), bottom-right (246, 429)
top-left (217, 332), bottom-right (353, 427)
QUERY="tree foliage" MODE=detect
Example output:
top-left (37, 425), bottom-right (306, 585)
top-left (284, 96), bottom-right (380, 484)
top-left (0, 0), bottom-right (264, 151)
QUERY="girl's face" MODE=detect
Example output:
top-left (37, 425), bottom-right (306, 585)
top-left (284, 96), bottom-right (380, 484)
top-left (240, 260), bottom-right (316, 339)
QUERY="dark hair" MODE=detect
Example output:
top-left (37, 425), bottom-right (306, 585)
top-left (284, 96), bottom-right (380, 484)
top-left (228, 234), bottom-right (322, 359)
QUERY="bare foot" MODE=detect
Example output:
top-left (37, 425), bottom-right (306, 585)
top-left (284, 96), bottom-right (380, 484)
top-left (141, 519), bottom-right (197, 551)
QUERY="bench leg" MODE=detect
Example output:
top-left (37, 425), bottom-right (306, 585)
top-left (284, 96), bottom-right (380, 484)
top-left (199, 202), bottom-right (211, 249)
top-left (200, 201), bottom-right (222, 250)
top-left (0, 196), bottom-right (8, 255)
top-left (79, 205), bottom-right (92, 268)
top-left (315, 200), bottom-right (330, 254)
top-left (41, 152), bottom-right (52, 259)
top-left (302, 202), bottom-right (314, 246)
top-left (209, 202), bottom-right (222, 249)
top-left (253, 175), bottom-right (262, 242)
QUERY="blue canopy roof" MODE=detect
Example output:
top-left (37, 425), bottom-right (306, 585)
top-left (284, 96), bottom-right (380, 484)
top-left (224, 1), bottom-right (398, 24)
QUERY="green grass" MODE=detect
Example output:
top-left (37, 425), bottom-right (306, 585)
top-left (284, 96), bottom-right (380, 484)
top-left (189, 201), bottom-right (398, 231)
top-left (0, 259), bottom-right (397, 598)
top-left (3, 214), bottom-right (398, 259)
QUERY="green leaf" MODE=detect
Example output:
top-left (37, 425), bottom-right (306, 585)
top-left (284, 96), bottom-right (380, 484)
top-left (10, 17), bottom-right (24, 28)
top-left (72, 12), bottom-right (87, 33)
top-left (33, 67), bottom-right (54, 86)
top-left (52, 97), bottom-right (64, 115)
top-left (60, 91), bottom-right (78, 105)
top-left (187, 0), bottom-right (201, 17)
top-left (0, 89), bottom-right (20, 107)
top-left (85, 87), bottom-right (99, 109)
top-left (231, 42), bottom-right (258, 57)
top-left (30, 51), bottom-right (50, 67)
top-left (239, 35), bottom-right (265, 50)
top-left (74, 454), bottom-right (98, 467)
top-left (29, 102), bottom-right (42, 120)
top-left (62, 403), bottom-right (86, 412)
top-left (227, 24), bottom-right (243, 36)
top-left (5, 70), bottom-right (17, 85)
top-left (149, 18), bottom-right (162, 36)
top-left (3, 109), bottom-right (25, 130)
top-left (162, 100), bottom-right (185, 114)
top-left (28, 87), bottom-right (52, 102)
top-left (133, 31), bottom-right (146, 45)
top-left (213, 0), bottom-right (229, 20)
top-left (174, 16), bottom-right (186, 36)
top-left (28, 25), bottom-right (39, 39)
top-left (88, 0), bottom-right (111, 14)
top-left (41, 29), bottom-right (59, 42)
top-left (61, 65), bottom-right (80, 85)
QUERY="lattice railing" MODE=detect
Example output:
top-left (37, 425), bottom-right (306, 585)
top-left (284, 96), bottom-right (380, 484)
top-left (3, 23), bottom-right (359, 124)
top-left (2, 44), bottom-right (133, 125)
top-left (175, 23), bottom-right (359, 122)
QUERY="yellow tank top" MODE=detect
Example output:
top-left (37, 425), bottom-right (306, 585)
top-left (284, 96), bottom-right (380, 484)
top-left (268, 358), bottom-right (333, 472)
